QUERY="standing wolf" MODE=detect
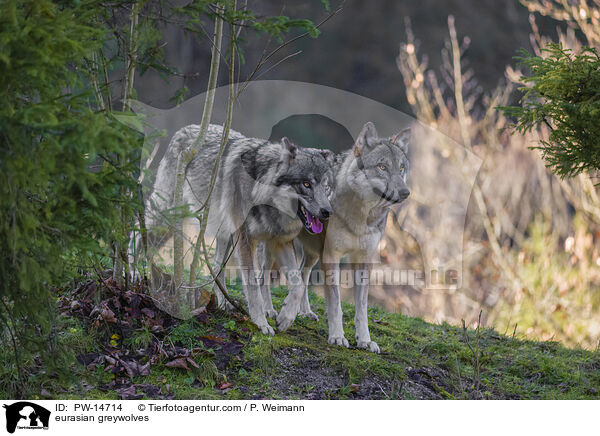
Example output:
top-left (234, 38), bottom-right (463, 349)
top-left (144, 124), bottom-right (335, 334)
top-left (261, 122), bottom-right (410, 351)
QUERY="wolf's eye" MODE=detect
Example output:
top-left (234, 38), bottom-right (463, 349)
top-left (378, 164), bottom-right (387, 171)
top-left (303, 181), bottom-right (311, 188)
top-left (324, 183), bottom-right (330, 191)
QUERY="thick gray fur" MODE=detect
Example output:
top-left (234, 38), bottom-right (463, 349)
top-left (261, 122), bottom-right (411, 352)
top-left (144, 124), bottom-right (335, 334)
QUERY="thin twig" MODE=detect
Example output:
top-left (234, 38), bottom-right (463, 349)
top-left (235, 2), bottom-right (344, 99)
top-left (201, 237), bottom-right (248, 316)
top-left (253, 50), bottom-right (303, 82)
top-left (461, 310), bottom-right (482, 393)
top-left (188, 0), bottom-right (237, 286)
top-left (172, 5), bottom-right (224, 289)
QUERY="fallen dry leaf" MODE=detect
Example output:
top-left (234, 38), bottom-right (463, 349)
top-left (196, 289), bottom-right (212, 308)
top-left (138, 361), bottom-right (151, 376)
top-left (186, 357), bottom-right (200, 369)
top-left (217, 382), bottom-right (233, 390)
top-left (201, 335), bottom-right (224, 343)
top-left (117, 385), bottom-right (143, 400)
top-left (166, 357), bottom-right (190, 371)
top-left (100, 307), bottom-right (117, 323)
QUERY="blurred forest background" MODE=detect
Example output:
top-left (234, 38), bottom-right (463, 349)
top-left (137, 0), bottom-right (560, 112)
top-left (128, 0), bottom-right (600, 349)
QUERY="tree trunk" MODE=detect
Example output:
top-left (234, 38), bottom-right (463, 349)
top-left (113, 1), bottom-right (140, 286)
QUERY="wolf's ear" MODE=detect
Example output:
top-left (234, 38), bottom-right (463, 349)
top-left (391, 127), bottom-right (411, 154)
top-left (281, 137), bottom-right (297, 164)
top-left (353, 122), bottom-right (378, 157)
top-left (319, 149), bottom-right (336, 163)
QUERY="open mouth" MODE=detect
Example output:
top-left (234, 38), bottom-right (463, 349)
top-left (297, 203), bottom-right (324, 234)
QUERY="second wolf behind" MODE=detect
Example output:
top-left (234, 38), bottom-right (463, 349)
top-left (261, 122), bottom-right (411, 352)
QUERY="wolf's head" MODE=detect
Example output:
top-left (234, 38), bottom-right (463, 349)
top-left (275, 138), bottom-right (335, 234)
top-left (347, 122), bottom-right (410, 205)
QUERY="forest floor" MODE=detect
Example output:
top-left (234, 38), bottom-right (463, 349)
top-left (4, 274), bottom-right (600, 400)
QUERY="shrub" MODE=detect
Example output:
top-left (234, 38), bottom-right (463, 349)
top-left (501, 44), bottom-right (600, 178)
top-left (0, 0), bottom-right (139, 396)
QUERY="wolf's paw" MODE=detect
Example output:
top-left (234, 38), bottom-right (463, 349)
top-left (328, 336), bottom-right (349, 348)
top-left (276, 307), bottom-right (297, 331)
top-left (265, 308), bottom-right (278, 319)
top-left (298, 309), bottom-right (319, 321)
top-left (256, 321), bottom-right (275, 336)
top-left (357, 340), bottom-right (380, 353)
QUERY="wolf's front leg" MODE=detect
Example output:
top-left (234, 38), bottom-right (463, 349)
top-left (298, 252), bottom-right (319, 320)
top-left (236, 229), bottom-right (274, 335)
top-left (353, 262), bottom-right (379, 353)
top-left (275, 243), bottom-right (304, 331)
top-left (323, 255), bottom-right (348, 347)
top-left (258, 242), bottom-right (277, 318)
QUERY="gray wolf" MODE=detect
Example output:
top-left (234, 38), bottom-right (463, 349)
top-left (262, 122), bottom-right (410, 352)
top-left (144, 124), bottom-right (335, 334)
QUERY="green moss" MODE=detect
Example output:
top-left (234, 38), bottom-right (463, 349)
top-left (123, 326), bottom-right (153, 350)
top-left (169, 318), bottom-right (209, 347)
top-left (59, 318), bottom-right (100, 355)
top-left (6, 283), bottom-right (600, 400)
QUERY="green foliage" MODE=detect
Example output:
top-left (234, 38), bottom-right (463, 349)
top-left (247, 16), bottom-right (321, 40)
top-left (0, 0), bottom-right (139, 396)
top-left (219, 3), bottom-right (323, 42)
top-left (0, 0), bottom-right (326, 399)
top-left (169, 318), bottom-right (208, 346)
top-left (128, 0), bottom-right (324, 93)
top-left (123, 326), bottom-right (153, 350)
top-left (501, 44), bottom-right (600, 178)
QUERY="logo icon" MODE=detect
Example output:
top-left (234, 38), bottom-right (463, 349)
top-left (2, 402), bottom-right (50, 433)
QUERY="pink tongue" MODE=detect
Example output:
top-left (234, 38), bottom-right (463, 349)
top-left (311, 216), bottom-right (323, 233)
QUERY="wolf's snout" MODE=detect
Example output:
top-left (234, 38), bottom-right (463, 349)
top-left (320, 208), bottom-right (332, 220)
top-left (398, 188), bottom-right (410, 201)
